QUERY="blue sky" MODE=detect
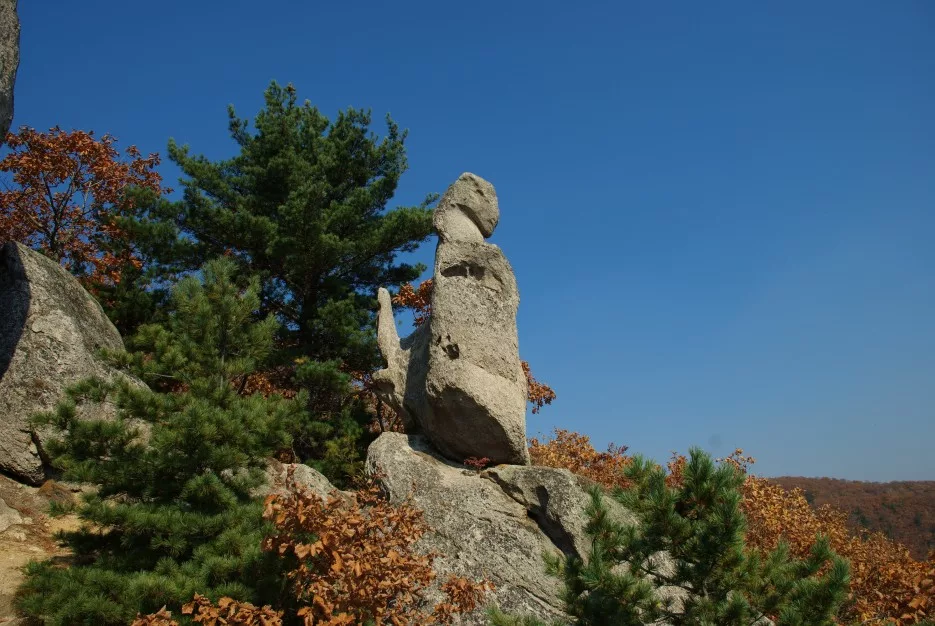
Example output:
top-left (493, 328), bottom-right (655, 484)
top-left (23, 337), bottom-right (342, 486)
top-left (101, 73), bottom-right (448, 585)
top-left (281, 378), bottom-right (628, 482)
top-left (16, 1), bottom-right (934, 480)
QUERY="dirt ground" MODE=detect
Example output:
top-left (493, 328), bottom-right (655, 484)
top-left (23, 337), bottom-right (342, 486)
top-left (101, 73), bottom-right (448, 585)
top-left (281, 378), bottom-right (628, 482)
top-left (0, 474), bottom-right (80, 625)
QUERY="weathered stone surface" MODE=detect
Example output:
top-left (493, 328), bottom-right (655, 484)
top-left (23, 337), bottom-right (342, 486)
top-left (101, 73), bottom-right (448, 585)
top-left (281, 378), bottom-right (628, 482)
top-left (484, 464), bottom-right (637, 560)
top-left (426, 236), bottom-right (528, 465)
top-left (0, 0), bottom-right (18, 139)
top-left (0, 497), bottom-right (21, 533)
top-left (487, 468), bottom-right (691, 621)
top-left (0, 242), bottom-right (125, 484)
top-left (260, 460), bottom-right (353, 503)
top-left (433, 172), bottom-right (499, 243)
top-left (375, 173), bottom-right (529, 466)
top-left (374, 288), bottom-right (430, 434)
top-left (368, 432), bottom-right (637, 623)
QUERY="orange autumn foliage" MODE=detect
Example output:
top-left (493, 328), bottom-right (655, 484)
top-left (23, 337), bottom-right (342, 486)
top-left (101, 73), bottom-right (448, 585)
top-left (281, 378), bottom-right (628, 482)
top-left (0, 126), bottom-right (165, 290)
top-left (740, 471), bottom-right (934, 625)
top-left (132, 596), bottom-right (283, 626)
top-left (262, 471), bottom-right (492, 625)
top-left (132, 607), bottom-right (178, 626)
top-left (770, 477), bottom-right (935, 561)
top-left (528, 428), bottom-right (631, 490)
top-left (393, 279), bottom-right (434, 327)
top-left (393, 278), bottom-right (556, 414)
top-left (522, 360), bottom-right (557, 415)
top-left (239, 364), bottom-right (301, 400)
top-left (646, 447), bottom-right (935, 625)
top-left (531, 434), bottom-right (934, 625)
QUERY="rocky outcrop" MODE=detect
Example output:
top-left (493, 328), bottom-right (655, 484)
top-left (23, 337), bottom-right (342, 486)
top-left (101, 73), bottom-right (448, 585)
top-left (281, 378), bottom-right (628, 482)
top-left (0, 0), bottom-right (18, 139)
top-left (375, 173), bottom-right (529, 466)
top-left (0, 242), bottom-right (126, 484)
top-left (365, 432), bottom-right (655, 624)
top-left (366, 432), bottom-right (565, 623)
top-left (374, 288), bottom-right (430, 434)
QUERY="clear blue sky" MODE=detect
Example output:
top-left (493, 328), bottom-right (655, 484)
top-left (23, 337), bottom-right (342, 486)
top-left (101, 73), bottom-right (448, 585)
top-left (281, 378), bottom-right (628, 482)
top-left (16, 1), bottom-right (934, 480)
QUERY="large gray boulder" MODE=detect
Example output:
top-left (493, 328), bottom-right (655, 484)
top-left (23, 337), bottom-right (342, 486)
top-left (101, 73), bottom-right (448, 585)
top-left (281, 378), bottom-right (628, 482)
top-left (366, 432), bottom-right (647, 624)
top-left (374, 173), bottom-right (529, 466)
top-left (0, 0), bottom-right (18, 139)
top-left (0, 242), bottom-right (125, 484)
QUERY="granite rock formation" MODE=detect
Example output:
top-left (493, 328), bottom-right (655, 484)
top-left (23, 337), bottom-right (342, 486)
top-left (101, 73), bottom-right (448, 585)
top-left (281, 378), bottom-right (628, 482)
top-left (0, 242), bottom-right (126, 484)
top-left (374, 173), bottom-right (529, 465)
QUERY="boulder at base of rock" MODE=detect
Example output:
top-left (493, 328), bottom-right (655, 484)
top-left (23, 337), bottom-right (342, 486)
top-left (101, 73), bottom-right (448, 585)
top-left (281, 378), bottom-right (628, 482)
top-left (0, 242), bottom-right (126, 484)
top-left (366, 432), bottom-right (647, 624)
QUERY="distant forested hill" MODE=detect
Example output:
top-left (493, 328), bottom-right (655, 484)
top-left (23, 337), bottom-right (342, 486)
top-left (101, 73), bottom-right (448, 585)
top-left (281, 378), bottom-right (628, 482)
top-left (769, 477), bottom-right (935, 560)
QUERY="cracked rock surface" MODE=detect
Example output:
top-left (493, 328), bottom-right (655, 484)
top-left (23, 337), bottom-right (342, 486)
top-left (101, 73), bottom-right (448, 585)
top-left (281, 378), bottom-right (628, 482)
top-left (366, 432), bottom-right (632, 624)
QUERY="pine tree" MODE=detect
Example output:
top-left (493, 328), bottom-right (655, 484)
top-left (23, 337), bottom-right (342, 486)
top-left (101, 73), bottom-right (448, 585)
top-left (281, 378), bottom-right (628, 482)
top-left (17, 257), bottom-right (305, 626)
top-left (129, 81), bottom-right (436, 479)
top-left (95, 186), bottom-right (201, 337)
top-left (165, 80), bottom-right (434, 374)
top-left (492, 448), bottom-right (850, 626)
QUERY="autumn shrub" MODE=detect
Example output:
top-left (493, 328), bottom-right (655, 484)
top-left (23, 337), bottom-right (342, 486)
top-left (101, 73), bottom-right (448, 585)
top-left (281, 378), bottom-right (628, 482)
top-left (740, 472), bottom-right (934, 625)
top-left (132, 596), bottom-right (283, 626)
top-left (528, 428), bottom-right (631, 490)
top-left (262, 471), bottom-right (492, 625)
top-left (522, 361), bottom-right (557, 414)
top-left (393, 279), bottom-right (434, 327)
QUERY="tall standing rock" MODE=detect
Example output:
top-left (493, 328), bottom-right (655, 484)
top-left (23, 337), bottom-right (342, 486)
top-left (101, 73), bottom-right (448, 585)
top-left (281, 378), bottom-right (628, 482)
top-left (426, 173), bottom-right (529, 464)
top-left (0, 242), bottom-right (125, 484)
top-left (375, 173), bottom-right (529, 465)
top-left (0, 0), bottom-right (18, 139)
